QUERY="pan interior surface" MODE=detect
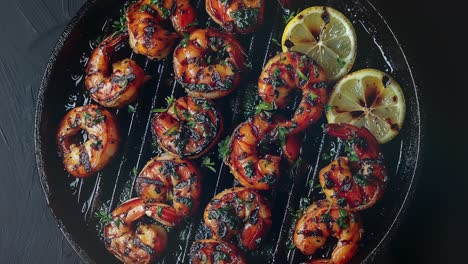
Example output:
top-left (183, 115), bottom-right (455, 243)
top-left (34, 0), bottom-right (421, 263)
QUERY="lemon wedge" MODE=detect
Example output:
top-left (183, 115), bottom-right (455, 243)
top-left (326, 69), bottom-right (406, 144)
top-left (282, 6), bottom-right (357, 81)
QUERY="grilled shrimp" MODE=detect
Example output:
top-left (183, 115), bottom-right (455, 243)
top-left (206, 0), bottom-right (265, 34)
top-left (85, 33), bottom-right (145, 108)
top-left (319, 124), bottom-right (387, 211)
top-left (135, 153), bottom-right (202, 218)
top-left (151, 96), bottom-right (223, 159)
top-left (104, 197), bottom-right (181, 264)
top-left (293, 200), bottom-right (363, 264)
top-left (127, 0), bottom-right (196, 60)
top-left (56, 105), bottom-right (120, 178)
top-left (190, 239), bottom-right (247, 264)
top-left (258, 52), bottom-right (328, 134)
top-left (173, 29), bottom-right (248, 99)
top-left (204, 187), bottom-right (272, 250)
top-left (225, 113), bottom-right (302, 190)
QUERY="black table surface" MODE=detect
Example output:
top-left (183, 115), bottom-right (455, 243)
top-left (0, 0), bottom-right (464, 263)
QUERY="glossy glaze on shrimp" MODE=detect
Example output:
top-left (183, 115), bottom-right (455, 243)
top-left (206, 0), bottom-right (265, 34)
top-left (56, 105), bottom-right (120, 178)
top-left (225, 113), bottom-right (302, 190)
top-left (294, 200), bottom-right (363, 264)
top-left (127, 0), bottom-right (196, 60)
top-left (151, 96), bottom-right (223, 158)
top-left (173, 29), bottom-right (247, 99)
top-left (204, 187), bottom-right (272, 250)
top-left (135, 153), bottom-right (202, 218)
top-left (85, 33), bottom-right (145, 108)
top-left (319, 123), bottom-right (387, 211)
top-left (190, 239), bottom-right (247, 264)
top-left (104, 197), bottom-right (180, 264)
top-left (258, 52), bottom-right (328, 134)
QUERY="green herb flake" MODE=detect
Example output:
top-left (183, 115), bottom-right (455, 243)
top-left (271, 37), bottom-right (282, 47)
top-left (202, 157), bottom-right (216, 173)
top-left (165, 95), bottom-right (176, 106)
top-left (151, 108), bottom-right (167, 113)
top-left (180, 33), bottom-right (190, 47)
top-left (140, 4), bottom-right (149, 12)
top-left (296, 68), bottom-right (308, 81)
top-left (218, 137), bottom-right (231, 160)
top-left (336, 208), bottom-right (349, 229)
top-left (277, 126), bottom-right (289, 147)
top-left (243, 161), bottom-right (255, 177)
top-left (255, 101), bottom-right (275, 114)
top-left (128, 105), bottom-right (136, 113)
top-left (354, 173), bottom-right (370, 186)
top-left (337, 56), bottom-right (346, 68)
top-left (157, 206), bottom-right (163, 218)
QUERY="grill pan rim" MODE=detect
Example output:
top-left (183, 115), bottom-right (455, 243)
top-left (34, 0), bottom-right (423, 263)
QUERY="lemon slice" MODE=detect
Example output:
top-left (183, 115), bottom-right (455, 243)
top-left (282, 6), bottom-right (357, 81)
top-left (326, 69), bottom-right (406, 144)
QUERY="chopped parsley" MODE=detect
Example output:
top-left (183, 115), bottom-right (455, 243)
top-left (218, 137), bottom-right (231, 160)
top-left (255, 101), bottom-right (276, 114)
top-left (243, 161), bottom-right (255, 177)
top-left (180, 33), bottom-right (190, 47)
top-left (201, 157), bottom-right (216, 173)
top-left (296, 68), bottom-right (308, 81)
top-left (151, 108), bottom-right (167, 113)
top-left (337, 56), bottom-right (346, 68)
top-left (230, 8), bottom-right (260, 30)
top-left (127, 104), bottom-right (136, 113)
top-left (354, 173), bottom-right (370, 186)
top-left (165, 95), bottom-right (176, 106)
top-left (336, 208), bottom-right (349, 229)
top-left (271, 37), bottom-right (282, 47)
top-left (111, 7), bottom-right (128, 37)
top-left (277, 126), bottom-right (289, 147)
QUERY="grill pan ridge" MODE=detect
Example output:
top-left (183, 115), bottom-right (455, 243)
top-left (34, 0), bottom-right (422, 263)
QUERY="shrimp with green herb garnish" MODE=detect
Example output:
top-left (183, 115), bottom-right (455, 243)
top-left (190, 239), bottom-right (247, 264)
top-left (127, 0), bottom-right (196, 60)
top-left (258, 52), bottom-right (329, 135)
top-left (319, 123), bottom-right (387, 211)
top-left (225, 113), bottom-right (301, 190)
top-left (85, 33), bottom-right (145, 108)
top-left (104, 197), bottom-right (180, 264)
top-left (56, 105), bottom-right (120, 178)
top-left (203, 187), bottom-right (272, 250)
top-left (173, 29), bottom-right (248, 99)
top-left (205, 0), bottom-right (265, 34)
top-left (151, 96), bottom-right (223, 159)
top-left (135, 153), bottom-right (202, 219)
top-left (293, 200), bottom-right (363, 264)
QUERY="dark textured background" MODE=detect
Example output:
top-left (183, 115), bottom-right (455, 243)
top-left (0, 0), bottom-right (463, 263)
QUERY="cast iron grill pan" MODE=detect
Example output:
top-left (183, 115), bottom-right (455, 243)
top-left (34, 0), bottom-right (422, 263)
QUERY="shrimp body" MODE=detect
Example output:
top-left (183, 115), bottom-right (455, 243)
top-left (173, 29), bottom-right (247, 99)
top-left (151, 96), bottom-right (223, 159)
top-left (104, 197), bottom-right (181, 264)
top-left (85, 33), bottom-right (145, 108)
top-left (206, 0), bottom-right (265, 34)
top-left (56, 105), bottom-right (120, 178)
top-left (127, 0), bottom-right (196, 60)
top-left (190, 239), bottom-right (246, 264)
top-left (293, 200), bottom-right (363, 264)
top-left (258, 52), bottom-right (328, 134)
top-left (225, 113), bottom-right (302, 190)
top-left (320, 123), bottom-right (387, 211)
top-left (204, 187), bottom-right (272, 250)
top-left (135, 153), bottom-right (202, 219)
